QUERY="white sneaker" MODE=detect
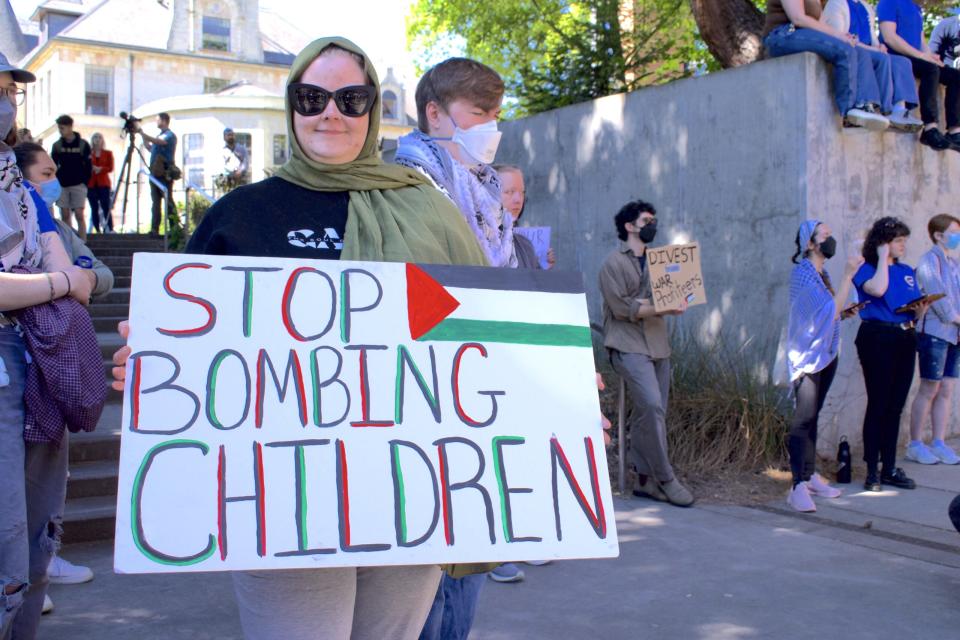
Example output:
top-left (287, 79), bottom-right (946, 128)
top-left (930, 442), bottom-right (960, 465)
top-left (524, 560), bottom-right (551, 566)
top-left (845, 107), bottom-right (889, 131)
top-left (888, 108), bottom-right (924, 132)
top-left (787, 482), bottom-right (816, 513)
top-left (807, 473), bottom-right (842, 498)
top-left (48, 555), bottom-right (94, 585)
top-left (905, 441), bottom-right (939, 465)
top-left (42, 594), bottom-right (53, 614)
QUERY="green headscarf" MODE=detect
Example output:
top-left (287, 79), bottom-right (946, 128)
top-left (275, 36), bottom-right (487, 267)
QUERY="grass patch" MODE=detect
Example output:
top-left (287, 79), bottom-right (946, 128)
top-left (598, 329), bottom-right (794, 504)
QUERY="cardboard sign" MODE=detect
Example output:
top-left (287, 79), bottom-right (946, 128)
top-left (514, 226), bottom-right (551, 269)
top-left (647, 242), bottom-right (706, 312)
top-left (114, 253), bottom-right (618, 574)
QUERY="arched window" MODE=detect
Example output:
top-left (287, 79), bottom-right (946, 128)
top-left (382, 90), bottom-right (398, 120)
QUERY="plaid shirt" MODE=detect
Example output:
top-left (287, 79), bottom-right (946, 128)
top-left (10, 266), bottom-right (106, 445)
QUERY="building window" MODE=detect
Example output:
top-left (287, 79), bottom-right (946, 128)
top-left (202, 16), bottom-right (231, 51)
top-left (382, 90), bottom-right (398, 120)
top-left (273, 134), bottom-right (287, 165)
top-left (84, 66), bottom-right (112, 116)
top-left (204, 77), bottom-right (230, 94)
top-left (187, 168), bottom-right (205, 190)
top-left (45, 70), bottom-right (51, 116)
top-left (183, 133), bottom-right (204, 166)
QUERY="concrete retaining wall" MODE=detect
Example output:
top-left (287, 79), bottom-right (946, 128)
top-left (497, 52), bottom-right (960, 454)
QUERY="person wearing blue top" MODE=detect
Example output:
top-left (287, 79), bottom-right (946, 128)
top-left (136, 112), bottom-right (178, 237)
top-left (908, 214), bottom-right (960, 466)
top-left (823, 0), bottom-right (923, 130)
top-left (878, 0), bottom-right (960, 150)
top-left (786, 220), bottom-right (863, 512)
top-left (853, 217), bottom-right (933, 491)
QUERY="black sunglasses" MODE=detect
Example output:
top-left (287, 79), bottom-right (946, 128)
top-left (287, 83), bottom-right (376, 118)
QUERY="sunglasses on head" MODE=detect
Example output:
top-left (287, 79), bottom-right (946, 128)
top-left (288, 83), bottom-right (376, 118)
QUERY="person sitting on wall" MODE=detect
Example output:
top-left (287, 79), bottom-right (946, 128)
top-left (823, 0), bottom-right (924, 131)
top-left (763, 0), bottom-right (890, 130)
top-left (878, 0), bottom-right (960, 150)
top-left (929, 10), bottom-right (960, 69)
top-left (599, 200), bottom-right (694, 509)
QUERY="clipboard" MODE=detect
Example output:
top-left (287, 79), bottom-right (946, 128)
top-left (894, 293), bottom-right (946, 315)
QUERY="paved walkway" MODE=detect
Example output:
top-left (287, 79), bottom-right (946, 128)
top-left (39, 459), bottom-right (960, 639)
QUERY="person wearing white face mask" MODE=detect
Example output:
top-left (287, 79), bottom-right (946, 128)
top-left (908, 214), bottom-right (960, 465)
top-left (394, 57), bottom-right (518, 269)
top-left (396, 57), bottom-right (516, 640)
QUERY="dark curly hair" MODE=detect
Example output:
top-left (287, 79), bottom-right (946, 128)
top-left (862, 216), bottom-right (910, 266)
top-left (614, 200), bottom-right (656, 241)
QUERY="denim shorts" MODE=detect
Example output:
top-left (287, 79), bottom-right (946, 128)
top-left (918, 333), bottom-right (960, 380)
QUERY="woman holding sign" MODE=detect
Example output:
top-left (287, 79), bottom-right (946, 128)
top-left (110, 37), bottom-right (488, 640)
top-left (785, 220), bottom-right (861, 512)
top-left (854, 217), bottom-right (932, 492)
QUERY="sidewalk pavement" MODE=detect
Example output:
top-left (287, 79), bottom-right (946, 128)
top-left (40, 460), bottom-right (960, 640)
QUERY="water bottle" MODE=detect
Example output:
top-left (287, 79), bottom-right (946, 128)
top-left (836, 436), bottom-right (851, 484)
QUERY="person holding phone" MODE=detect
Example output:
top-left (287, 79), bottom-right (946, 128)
top-left (908, 214), bottom-right (960, 465)
top-left (786, 220), bottom-right (862, 511)
top-left (854, 217), bottom-right (932, 491)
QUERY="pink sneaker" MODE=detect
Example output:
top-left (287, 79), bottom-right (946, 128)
top-left (787, 482), bottom-right (816, 513)
top-left (807, 473), bottom-right (842, 499)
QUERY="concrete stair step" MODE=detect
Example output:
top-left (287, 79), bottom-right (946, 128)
top-left (67, 459), bottom-right (119, 500)
top-left (95, 288), bottom-right (130, 305)
top-left (62, 496), bottom-right (116, 544)
top-left (100, 256), bottom-right (135, 270)
top-left (93, 316), bottom-right (127, 333)
top-left (69, 405), bottom-right (122, 464)
top-left (98, 331), bottom-right (125, 360)
top-left (88, 303), bottom-right (130, 318)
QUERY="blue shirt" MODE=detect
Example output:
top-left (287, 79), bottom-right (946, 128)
top-left (149, 129), bottom-right (177, 170)
top-left (26, 185), bottom-right (57, 234)
top-left (847, 0), bottom-right (873, 44)
top-left (854, 261), bottom-right (922, 323)
top-left (877, 0), bottom-right (923, 51)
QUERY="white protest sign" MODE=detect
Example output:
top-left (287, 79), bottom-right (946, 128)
top-left (114, 253), bottom-right (618, 573)
top-left (514, 226), bottom-right (551, 269)
top-left (647, 242), bottom-right (707, 312)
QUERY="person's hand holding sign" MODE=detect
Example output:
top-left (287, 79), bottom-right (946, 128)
top-left (662, 298), bottom-right (687, 316)
top-left (111, 319), bottom-right (130, 391)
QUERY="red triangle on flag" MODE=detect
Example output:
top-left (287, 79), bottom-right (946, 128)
top-left (406, 264), bottom-right (460, 340)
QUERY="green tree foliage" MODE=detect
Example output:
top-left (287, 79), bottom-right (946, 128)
top-left (407, 0), bottom-right (706, 117)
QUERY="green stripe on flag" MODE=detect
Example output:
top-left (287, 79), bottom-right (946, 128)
top-left (418, 318), bottom-right (591, 347)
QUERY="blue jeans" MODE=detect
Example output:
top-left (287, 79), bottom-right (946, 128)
top-left (889, 53), bottom-right (920, 109)
top-left (0, 327), bottom-right (69, 640)
top-left (765, 24), bottom-right (881, 114)
top-left (419, 573), bottom-right (486, 640)
top-left (918, 333), bottom-right (960, 381)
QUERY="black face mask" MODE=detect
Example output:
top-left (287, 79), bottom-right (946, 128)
top-left (818, 236), bottom-right (837, 259)
top-left (638, 220), bottom-right (657, 244)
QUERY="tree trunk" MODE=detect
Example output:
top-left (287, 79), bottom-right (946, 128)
top-left (689, 0), bottom-right (765, 68)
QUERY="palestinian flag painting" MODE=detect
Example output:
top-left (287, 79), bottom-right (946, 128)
top-left (407, 263), bottom-right (593, 348)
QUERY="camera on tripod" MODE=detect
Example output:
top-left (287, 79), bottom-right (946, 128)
top-left (119, 111), bottom-right (141, 136)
